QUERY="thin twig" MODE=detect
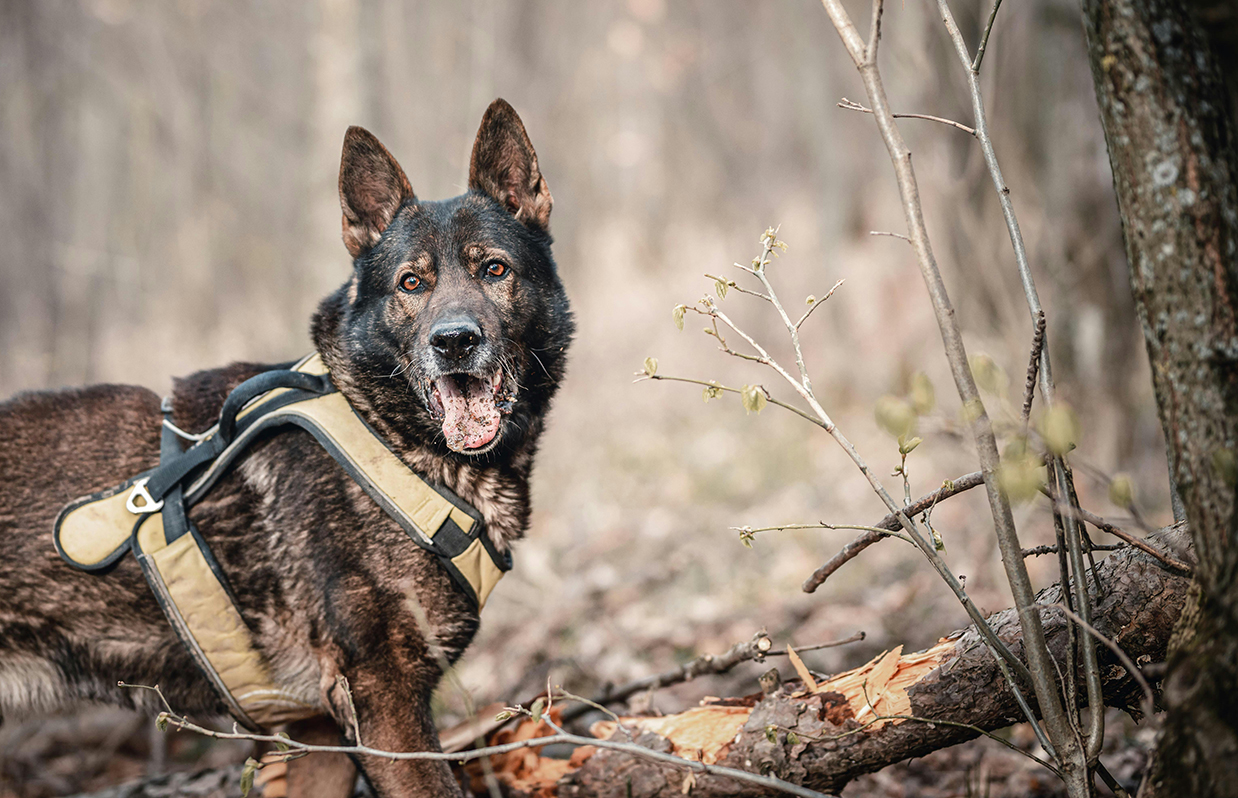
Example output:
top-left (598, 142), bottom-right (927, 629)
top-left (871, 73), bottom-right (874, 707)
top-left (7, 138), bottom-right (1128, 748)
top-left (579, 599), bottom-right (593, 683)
top-left (1022, 543), bottom-right (1122, 558)
top-left (564, 631), bottom-right (865, 723)
top-left (971, 0), bottom-right (1005, 73)
top-left (839, 98), bottom-right (976, 136)
top-left (794, 279), bottom-right (845, 329)
top-left (802, 471), bottom-right (984, 592)
top-left (638, 374), bottom-right (824, 428)
top-left (704, 273), bottom-right (770, 301)
top-left (869, 230), bottom-right (911, 242)
top-left (1044, 496), bottom-right (1193, 574)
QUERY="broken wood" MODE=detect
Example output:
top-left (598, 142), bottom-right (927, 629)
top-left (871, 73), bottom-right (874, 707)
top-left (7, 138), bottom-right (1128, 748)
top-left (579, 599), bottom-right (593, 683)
top-left (479, 526), bottom-right (1191, 796)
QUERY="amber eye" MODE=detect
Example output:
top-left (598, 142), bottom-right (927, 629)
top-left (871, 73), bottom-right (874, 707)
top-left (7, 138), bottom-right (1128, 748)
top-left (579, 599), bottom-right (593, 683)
top-left (485, 262), bottom-right (508, 278)
top-left (400, 274), bottom-right (422, 292)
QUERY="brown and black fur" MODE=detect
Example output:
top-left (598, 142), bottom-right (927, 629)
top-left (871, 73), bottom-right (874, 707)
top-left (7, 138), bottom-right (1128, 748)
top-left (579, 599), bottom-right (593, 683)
top-left (0, 99), bottom-right (572, 797)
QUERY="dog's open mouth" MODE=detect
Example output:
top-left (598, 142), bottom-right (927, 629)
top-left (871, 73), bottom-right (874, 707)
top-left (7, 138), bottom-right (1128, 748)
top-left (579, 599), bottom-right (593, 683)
top-left (428, 371), bottom-right (512, 453)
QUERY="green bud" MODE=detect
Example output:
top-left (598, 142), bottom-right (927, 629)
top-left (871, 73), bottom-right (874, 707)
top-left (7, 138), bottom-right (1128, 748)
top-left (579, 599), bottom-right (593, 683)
top-left (875, 395), bottom-right (916, 439)
top-left (155, 713), bottom-right (169, 733)
top-left (1039, 405), bottom-right (1080, 456)
top-left (910, 373), bottom-right (935, 414)
top-left (765, 725), bottom-right (778, 744)
top-left (494, 710), bottom-right (514, 723)
top-left (530, 698), bottom-right (545, 723)
top-left (741, 385), bottom-right (768, 414)
top-left (1108, 473), bottom-right (1135, 508)
top-left (899, 436), bottom-right (923, 455)
top-left (998, 453), bottom-right (1045, 504)
top-left (240, 758), bottom-right (259, 798)
top-left (968, 354), bottom-right (1006, 395)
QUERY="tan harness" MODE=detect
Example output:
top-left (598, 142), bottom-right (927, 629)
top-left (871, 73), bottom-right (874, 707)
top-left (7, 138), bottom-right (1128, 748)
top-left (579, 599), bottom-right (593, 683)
top-left (52, 354), bottom-right (509, 729)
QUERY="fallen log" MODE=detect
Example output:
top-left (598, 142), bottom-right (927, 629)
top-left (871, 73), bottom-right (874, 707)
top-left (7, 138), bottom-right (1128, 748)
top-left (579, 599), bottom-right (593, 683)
top-left (473, 525), bottom-right (1191, 797)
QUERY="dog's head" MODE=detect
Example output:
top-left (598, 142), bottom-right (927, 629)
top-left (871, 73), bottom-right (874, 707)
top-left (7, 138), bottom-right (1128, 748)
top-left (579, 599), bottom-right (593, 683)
top-left (314, 99), bottom-right (573, 459)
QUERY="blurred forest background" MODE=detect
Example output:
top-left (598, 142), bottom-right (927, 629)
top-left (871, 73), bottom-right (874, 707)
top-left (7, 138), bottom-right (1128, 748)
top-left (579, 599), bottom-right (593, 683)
top-left (0, 0), bottom-right (1173, 795)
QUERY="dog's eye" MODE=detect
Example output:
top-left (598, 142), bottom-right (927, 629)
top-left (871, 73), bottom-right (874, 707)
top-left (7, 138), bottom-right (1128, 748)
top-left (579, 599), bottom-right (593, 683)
top-left (400, 274), bottom-right (422, 292)
top-left (485, 262), bottom-right (508, 278)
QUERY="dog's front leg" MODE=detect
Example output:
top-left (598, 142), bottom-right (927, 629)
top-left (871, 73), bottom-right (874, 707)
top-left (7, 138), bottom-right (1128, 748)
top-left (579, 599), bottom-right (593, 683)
top-left (325, 668), bottom-right (462, 798)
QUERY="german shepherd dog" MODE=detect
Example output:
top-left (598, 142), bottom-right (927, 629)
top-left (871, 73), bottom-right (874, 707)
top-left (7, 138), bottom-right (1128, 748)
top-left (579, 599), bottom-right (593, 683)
top-left (0, 99), bottom-right (571, 797)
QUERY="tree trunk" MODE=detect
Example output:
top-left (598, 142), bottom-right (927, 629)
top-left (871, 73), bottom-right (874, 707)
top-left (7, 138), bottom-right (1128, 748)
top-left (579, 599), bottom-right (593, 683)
top-left (1080, 0), bottom-right (1238, 795)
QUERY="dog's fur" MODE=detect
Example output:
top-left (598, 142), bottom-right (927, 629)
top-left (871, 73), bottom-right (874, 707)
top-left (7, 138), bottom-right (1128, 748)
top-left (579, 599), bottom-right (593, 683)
top-left (0, 99), bottom-right (572, 797)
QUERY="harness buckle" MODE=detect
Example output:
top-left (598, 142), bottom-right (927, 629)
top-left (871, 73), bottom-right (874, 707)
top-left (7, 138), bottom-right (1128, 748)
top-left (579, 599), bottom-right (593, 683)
top-left (126, 477), bottom-right (164, 514)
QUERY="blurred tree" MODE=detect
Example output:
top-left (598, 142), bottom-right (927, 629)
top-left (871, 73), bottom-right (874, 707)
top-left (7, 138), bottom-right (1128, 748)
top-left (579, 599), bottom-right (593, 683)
top-left (1082, 0), bottom-right (1238, 794)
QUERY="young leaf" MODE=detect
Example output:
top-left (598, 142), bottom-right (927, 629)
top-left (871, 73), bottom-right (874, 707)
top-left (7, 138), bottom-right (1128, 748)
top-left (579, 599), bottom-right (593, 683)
top-left (672, 304), bottom-right (686, 331)
top-left (899, 436), bottom-right (923, 455)
top-left (1039, 405), bottom-right (1081, 456)
top-left (240, 758), bottom-right (259, 798)
top-left (1108, 473), bottom-right (1135, 508)
top-left (741, 385), bottom-right (767, 414)
top-left (643, 357), bottom-right (658, 377)
top-left (530, 698), bottom-right (545, 723)
top-left (968, 354), bottom-right (1006, 395)
top-left (875, 396), bottom-right (915, 438)
top-left (714, 278), bottom-right (728, 300)
top-left (910, 372), bottom-right (935, 414)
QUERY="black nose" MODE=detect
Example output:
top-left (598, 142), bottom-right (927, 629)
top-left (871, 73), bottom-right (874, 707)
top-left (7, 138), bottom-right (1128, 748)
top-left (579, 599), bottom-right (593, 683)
top-left (430, 318), bottom-right (482, 362)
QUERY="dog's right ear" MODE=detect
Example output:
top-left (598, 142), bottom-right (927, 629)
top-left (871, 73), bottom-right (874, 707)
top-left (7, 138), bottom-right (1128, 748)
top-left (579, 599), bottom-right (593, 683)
top-left (339, 127), bottom-right (414, 257)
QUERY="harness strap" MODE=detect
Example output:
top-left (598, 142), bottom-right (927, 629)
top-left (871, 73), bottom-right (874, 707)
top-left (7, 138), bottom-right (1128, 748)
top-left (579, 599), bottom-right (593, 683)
top-left (53, 354), bottom-right (510, 729)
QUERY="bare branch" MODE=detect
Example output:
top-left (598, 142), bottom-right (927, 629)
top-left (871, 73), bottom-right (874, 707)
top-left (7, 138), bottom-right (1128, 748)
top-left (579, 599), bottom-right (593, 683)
top-left (564, 631), bottom-right (866, 722)
top-left (794, 279), bottom-right (845, 329)
top-left (868, 230), bottom-right (911, 242)
top-left (972, 0), bottom-right (1005, 73)
top-left (803, 471), bottom-right (984, 592)
top-left (838, 98), bottom-right (976, 136)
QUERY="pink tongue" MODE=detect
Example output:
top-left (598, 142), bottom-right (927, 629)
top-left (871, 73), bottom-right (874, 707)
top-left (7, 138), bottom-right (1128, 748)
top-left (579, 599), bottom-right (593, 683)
top-left (437, 375), bottom-right (500, 452)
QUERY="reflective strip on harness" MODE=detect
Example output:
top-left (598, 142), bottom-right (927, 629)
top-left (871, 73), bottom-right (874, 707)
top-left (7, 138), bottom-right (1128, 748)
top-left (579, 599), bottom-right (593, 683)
top-left (52, 352), bottom-right (510, 730)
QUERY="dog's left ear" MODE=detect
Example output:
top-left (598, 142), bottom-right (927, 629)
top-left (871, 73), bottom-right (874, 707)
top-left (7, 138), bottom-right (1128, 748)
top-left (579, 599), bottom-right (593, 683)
top-left (469, 99), bottom-right (552, 231)
top-left (339, 126), bottom-right (415, 257)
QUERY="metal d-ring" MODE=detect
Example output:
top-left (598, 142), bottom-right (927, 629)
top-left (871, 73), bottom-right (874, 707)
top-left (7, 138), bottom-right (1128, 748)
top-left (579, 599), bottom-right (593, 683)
top-left (125, 477), bottom-right (164, 514)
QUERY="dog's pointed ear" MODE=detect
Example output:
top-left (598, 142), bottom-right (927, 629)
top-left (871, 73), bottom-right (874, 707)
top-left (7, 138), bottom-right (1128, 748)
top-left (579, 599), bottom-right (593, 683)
top-left (468, 99), bottom-right (552, 231)
top-left (339, 126), bottom-right (414, 257)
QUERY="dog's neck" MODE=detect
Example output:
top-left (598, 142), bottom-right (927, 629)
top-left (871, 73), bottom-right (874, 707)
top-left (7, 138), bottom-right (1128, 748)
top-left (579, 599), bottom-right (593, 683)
top-left (311, 293), bottom-right (535, 550)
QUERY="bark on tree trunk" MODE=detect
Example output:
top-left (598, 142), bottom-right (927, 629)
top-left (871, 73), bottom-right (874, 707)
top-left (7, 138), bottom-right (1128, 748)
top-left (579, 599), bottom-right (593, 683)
top-left (1080, 0), bottom-right (1238, 795)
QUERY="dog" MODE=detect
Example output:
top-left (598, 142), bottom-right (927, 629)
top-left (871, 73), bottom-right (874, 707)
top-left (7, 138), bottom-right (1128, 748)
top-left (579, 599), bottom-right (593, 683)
top-left (0, 98), bottom-right (572, 797)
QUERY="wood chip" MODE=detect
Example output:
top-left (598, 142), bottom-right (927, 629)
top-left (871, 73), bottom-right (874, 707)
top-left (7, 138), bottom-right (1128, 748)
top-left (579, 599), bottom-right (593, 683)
top-left (787, 645), bottom-right (819, 693)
